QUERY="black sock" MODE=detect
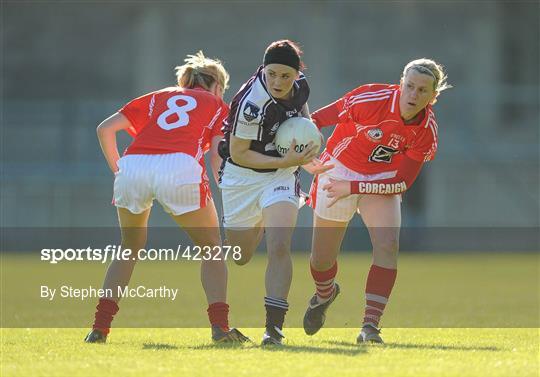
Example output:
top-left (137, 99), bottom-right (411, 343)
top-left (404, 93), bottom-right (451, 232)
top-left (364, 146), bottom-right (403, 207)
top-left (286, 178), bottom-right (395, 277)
top-left (264, 296), bottom-right (289, 331)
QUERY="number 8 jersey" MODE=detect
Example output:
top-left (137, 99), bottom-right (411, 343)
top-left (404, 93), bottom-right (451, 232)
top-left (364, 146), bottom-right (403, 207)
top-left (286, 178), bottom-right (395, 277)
top-left (119, 86), bottom-right (228, 161)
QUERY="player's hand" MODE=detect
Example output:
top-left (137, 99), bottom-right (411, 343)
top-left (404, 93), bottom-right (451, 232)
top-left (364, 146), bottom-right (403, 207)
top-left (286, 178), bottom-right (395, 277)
top-left (322, 178), bottom-right (351, 208)
top-left (302, 158), bottom-right (335, 175)
top-left (282, 138), bottom-right (318, 167)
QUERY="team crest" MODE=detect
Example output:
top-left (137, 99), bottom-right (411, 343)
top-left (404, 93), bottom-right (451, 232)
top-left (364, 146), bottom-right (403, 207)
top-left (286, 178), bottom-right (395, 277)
top-left (369, 145), bottom-right (398, 163)
top-left (243, 101), bottom-right (260, 122)
top-left (366, 128), bottom-right (383, 142)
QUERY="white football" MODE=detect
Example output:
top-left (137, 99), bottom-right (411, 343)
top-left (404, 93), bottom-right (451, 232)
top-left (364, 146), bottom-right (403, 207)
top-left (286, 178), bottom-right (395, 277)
top-left (274, 117), bottom-right (322, 156)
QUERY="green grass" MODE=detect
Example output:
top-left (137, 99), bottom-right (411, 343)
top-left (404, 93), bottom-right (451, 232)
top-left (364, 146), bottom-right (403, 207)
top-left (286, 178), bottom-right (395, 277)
top-left (1, 328), bottom-right (538, 377)
top-left (1, 252), bottom-right (539, 376)
top-left (2, 252), bottom-right (538, 327)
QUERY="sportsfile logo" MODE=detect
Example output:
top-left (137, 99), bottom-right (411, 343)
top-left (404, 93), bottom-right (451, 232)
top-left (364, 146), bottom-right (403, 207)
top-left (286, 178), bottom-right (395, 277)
top-left (40, 245), bottom-right (242, 263)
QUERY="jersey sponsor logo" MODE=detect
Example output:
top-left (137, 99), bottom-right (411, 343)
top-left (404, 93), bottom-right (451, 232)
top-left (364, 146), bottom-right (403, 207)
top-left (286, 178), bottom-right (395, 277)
top-left (243, 101), bottom-right (260, 122)
top-left (358, 182), bottom-right (407, 194)
top-left (274, 185), bottom-right (290, 192)
top-left (366, 128), bottom-right (383, 141)
top-left (368, 145), bottom-right (399, 163)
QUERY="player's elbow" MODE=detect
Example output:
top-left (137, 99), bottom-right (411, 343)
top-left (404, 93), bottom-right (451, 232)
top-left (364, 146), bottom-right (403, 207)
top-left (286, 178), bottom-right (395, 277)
top-left (96, 121), bottom-right (105, 134)
top-left (230, 148), bottom-right (245, 165)
top-left (96, 118), bottom-right (114, 136)
top-left (96, 122), bottom-right (108, 140)
top-left (97, 113), bottom-right (130, 136)
top-left (229, 138), bottom-right (250, 165)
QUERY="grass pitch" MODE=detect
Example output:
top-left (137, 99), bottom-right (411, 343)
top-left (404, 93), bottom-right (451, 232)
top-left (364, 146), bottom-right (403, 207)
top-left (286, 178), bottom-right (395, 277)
top-left (1, 328), bottom-right (538, 377)
top-left (1, 252), bottom-right (539, 376)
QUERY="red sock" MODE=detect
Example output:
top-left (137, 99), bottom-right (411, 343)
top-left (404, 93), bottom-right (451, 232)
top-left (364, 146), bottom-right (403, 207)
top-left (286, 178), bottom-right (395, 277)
top-left (310, 261), bottom-right (338, 301)
top-left (363, 264), bottom-right (397, 327)
top-left (92, 298), bottom-right (119, 335)
top-left (207, 302), bottom-right (229, 331)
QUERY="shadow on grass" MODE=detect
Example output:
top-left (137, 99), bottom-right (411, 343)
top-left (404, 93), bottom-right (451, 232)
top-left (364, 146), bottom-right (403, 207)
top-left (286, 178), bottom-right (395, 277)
top-left (190, 342), bottom-right (250, 350)
top-left (142, 343), bottom-right (178, 350)
top-left (190, 342), bottom-right (366, 356)
top-left (259, 343), bottom-right (366, 356)
top-left (325, 340), bottom-right (501, 352)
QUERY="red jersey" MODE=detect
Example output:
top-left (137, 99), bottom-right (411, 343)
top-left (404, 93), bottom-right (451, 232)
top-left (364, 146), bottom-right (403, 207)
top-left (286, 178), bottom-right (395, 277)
top-left (314, 84), bottom-right (438, 175)
top-left (119, 86), bottom-right (228, 162)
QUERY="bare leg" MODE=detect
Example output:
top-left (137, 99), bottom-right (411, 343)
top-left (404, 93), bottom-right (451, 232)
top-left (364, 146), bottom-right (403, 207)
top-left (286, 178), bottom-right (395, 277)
top-left (357, 195), bottom-right (401, 268)
top-left (224, 222), bottom-right (264, 266)
top-left (302, 213), bottom-right (348, 335)
top-left (170, 202), bottom-right (225, 304)
top-left (171, 201), bottom-right (250, 341)
top-left (102, 207), bottom-right (151, 302)
top-left (310, 214), bottom-right (348, 271)
top-left (259, 201), bottom-right (298, 342)
top-left (262, 202), bottom-right (298, 299)
top-left (356, 194), bottom-right (401, 341)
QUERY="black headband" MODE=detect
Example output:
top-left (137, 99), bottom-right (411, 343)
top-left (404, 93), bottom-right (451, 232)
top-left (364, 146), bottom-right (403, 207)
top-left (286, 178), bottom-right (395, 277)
top-left (263, 47), bottom-right (300, 71)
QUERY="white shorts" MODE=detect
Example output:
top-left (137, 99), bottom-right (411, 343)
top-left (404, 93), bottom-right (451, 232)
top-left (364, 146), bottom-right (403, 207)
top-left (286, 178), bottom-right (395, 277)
top-left (113, 153), bottom-right (211, 216)
top-left (219, 162), bottom-right (299, 228)
top-left (310, 154), bottom-right (398, 222)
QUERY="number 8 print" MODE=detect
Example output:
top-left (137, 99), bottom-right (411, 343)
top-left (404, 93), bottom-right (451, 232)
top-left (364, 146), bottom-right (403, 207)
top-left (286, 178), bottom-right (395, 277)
top-left (157, 95), bottom-right (197, 130)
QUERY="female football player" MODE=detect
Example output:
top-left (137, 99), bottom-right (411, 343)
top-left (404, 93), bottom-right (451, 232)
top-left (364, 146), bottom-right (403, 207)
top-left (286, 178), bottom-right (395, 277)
top-left (219, 40), bottom-right (331, 345)
top-left (302, 58), bottom-right (451, 343)
top-left (86, 51), bottom-right (248, 344)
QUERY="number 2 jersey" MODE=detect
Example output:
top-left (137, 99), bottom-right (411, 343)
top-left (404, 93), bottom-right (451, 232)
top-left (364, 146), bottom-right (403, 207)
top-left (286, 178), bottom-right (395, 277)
top-left (118, 86), bottom-right (228, 162)
top-left (313, 83), bottom-right (438, 175)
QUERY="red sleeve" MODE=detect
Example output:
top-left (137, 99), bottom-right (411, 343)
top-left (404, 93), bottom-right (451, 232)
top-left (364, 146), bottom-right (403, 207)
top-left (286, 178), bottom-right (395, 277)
top-left (211, 101), bottom-right (229, 139)
top-left (118, 93), bottom-right (154, 137)
top-left (313, 85), bottom-right (387, 128)
top-left (350, 156), bottom-right (423, 195)
top-left (311, 99), bottom-right (342, 129)
top-left (405, 123), bottom-right (438, 162)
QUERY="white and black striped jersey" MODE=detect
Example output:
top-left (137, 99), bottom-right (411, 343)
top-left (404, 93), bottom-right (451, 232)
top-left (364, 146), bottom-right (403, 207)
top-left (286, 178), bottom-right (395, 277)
top-left (219, 66), bottom-right (310, 172)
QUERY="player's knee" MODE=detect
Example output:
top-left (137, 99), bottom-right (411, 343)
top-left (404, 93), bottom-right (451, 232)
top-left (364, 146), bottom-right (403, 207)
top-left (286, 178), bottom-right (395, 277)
top-left (374, 237), bottom-right (399, 257)
top-left (234, 254), bottom-right (252, 266)
top-left (234, 258), bottom-right (248, 266)
top-left (205, 237), bottom-right (223, 249)
top-left (233, 248), bottom-right (254, 266)
top-left (267, 240), bottom-right (292, 259)
top-left (121, 234), bottom-right (147, 254)
top-left (110, 256), bottom-right (138, 269)
top-left (201, 246), bottom-right (226, 262)
top-left (310, 256), bottom-right (335, 271)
